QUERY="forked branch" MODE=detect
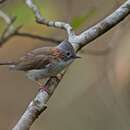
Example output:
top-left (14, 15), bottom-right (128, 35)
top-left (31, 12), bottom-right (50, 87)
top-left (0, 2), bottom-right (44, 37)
top-left (0, 10), bottom-right (61, 46)
top-left (26, 0), bottom-right (76, 41)
top-left (0, 10), bottom-right (21, 46)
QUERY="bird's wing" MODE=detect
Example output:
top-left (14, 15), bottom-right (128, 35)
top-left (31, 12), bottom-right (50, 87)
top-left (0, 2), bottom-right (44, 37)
top-left (14, 54), bottom-right (51, 71)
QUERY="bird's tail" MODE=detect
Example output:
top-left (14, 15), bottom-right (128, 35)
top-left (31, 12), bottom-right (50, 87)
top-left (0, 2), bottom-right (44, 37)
top-left (0, 61), bottom-right (14, 65)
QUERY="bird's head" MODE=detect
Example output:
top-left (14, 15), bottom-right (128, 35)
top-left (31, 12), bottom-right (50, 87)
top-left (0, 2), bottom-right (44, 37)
top-left (56, 40), bottom-right (80, 62)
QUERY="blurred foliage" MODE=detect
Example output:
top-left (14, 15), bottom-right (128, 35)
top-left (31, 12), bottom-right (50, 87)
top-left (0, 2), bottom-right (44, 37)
top-left (0, 0), bottom-right (60, 39)
top-left (2, 2), bottom-right (33, 25)
top-left (0, 0), bottom-right (57, 30)
top-left (71, 8), bottom-right (97, 29)
top-left (0, 18), bottom-right (6, 34)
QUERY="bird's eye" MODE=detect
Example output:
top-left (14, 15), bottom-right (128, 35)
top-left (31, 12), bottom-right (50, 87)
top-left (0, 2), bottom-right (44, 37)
top-left (66, 52), bottom-right (71, 57)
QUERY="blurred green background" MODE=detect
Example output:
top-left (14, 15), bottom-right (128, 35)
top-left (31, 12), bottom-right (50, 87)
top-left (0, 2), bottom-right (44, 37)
top-left (1, 0), bottom-right (130, 130)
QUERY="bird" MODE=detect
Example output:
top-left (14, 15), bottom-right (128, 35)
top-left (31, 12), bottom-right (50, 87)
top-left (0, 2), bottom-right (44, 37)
top-left (0, 40), bottom-right (80, 86)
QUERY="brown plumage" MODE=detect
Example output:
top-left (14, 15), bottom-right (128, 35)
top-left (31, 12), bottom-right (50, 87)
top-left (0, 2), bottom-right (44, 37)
top-left (0, 40), bottom-right (79, 86)
top-left (13, 47), bottom-right (56, 71)
top-left (0, 47), bottom-right (62, 71)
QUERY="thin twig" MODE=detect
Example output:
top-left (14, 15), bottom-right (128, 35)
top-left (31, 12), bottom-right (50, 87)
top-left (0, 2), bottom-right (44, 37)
top-left (0, 10), bottom-right (22, 46)
top-left (15, 32), bottom-right (61, 44)
top-left (0, 10), bottom-right (61, 46)
top-left (25, 0), bottom-right (76, 40)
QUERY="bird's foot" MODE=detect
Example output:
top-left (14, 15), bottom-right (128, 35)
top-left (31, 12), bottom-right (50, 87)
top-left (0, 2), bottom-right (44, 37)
top-left (56, 73), bottom-right (63, 80)
top-left (39, 85), bottom-right (50, 94)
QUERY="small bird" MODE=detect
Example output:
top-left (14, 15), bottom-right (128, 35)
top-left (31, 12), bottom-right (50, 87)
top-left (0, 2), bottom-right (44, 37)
top-left (0, 40), bottom-right (80, 86)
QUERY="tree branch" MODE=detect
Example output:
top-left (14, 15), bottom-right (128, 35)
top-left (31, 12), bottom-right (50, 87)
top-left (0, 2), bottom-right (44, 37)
top-left (0, 10), bottom-right (61, 46)
top-left (12, 76), bottom-right (62, 130)
top-left (11, 0), bottom-right (130, 130)
top-left (0, 10), bottom-right (21, 46)
top-left (76, 0), bottom-right (130, 50)
top-left (25, 0), bottom-right (76, 41)
top-left (15, 32), bottom-right (61, 44)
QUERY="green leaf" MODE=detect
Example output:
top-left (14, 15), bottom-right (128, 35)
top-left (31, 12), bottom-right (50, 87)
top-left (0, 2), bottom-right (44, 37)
top-left (71, 9), bottom-right (97, 29)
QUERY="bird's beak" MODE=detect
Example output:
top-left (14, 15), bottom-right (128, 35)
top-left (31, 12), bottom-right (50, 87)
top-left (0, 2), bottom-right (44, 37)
top-left (74, 55), bottom-right (81, 59)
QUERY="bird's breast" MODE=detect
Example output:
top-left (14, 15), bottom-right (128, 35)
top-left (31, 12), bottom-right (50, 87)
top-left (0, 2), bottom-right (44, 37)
top-left (26, 59), bottom-right (73, 81)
